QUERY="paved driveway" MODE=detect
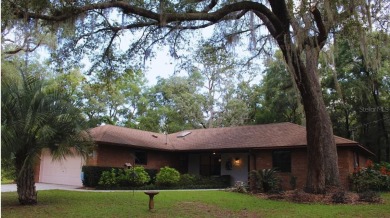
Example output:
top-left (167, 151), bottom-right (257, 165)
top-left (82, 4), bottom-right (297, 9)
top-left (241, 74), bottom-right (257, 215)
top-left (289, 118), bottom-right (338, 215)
top-left (2, 183), bottom-right (221, 193)
top-left (1, 183), bottom-right (82, 192)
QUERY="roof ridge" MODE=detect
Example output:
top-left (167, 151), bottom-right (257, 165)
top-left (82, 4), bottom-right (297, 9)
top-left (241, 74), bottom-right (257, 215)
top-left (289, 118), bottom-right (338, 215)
top-left (168, 122), bottom-right (296, 136)
top-left (89, 123), bottom-right (366, 152)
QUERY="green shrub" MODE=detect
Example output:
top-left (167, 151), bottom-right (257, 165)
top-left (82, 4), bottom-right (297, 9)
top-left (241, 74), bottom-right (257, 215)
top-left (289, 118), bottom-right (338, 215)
top-left (179, 175), bottom-right (230, 189)
top-left (349, 161), bottom-right (390, 192)
top-left (98, 167), bottom-right (150, 188)
top-left (98, 169), bottom-right (118, 188)
top-left (372, 161), bottom-right (390, 173)
top-left (96, 173), bottom-right (230, 190)
top-left (82, 166), bottom-right (120, 187)
top-left (156, 166), bottom-right (180, 186)
top-left (119, 167), bottom-right (150, 187)
top-left (248, 169), bottom-right (280, 193)
top-left (249, 170), bottom-right (262, 193)
top-left (178, 174), bottom-right (198, 186)
top-left (1, 159), bottom-right (16, 183)
top-left (259, 168), bottom-right (280, 193)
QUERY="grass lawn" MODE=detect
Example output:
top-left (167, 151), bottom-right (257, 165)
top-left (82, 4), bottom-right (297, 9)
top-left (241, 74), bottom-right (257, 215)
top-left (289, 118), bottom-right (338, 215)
top-left (1, 181), bottom-right (14, 185)
top-left (1, 179), bottom-right (15, 184)
top-left (2, 190), bottom-right (390, 218)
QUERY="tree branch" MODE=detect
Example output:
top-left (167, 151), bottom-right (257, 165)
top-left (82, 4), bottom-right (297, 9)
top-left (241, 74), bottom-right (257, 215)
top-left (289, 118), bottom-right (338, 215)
top-left (311, 4), bottom-right (328, 48)
top-left (165, 22), bottom-right (214, 30)
top-left (103, 31), bottom-right (118, 61)
top-left (4, 39), bottom-right (42, 55)
top-left (268, 0), bottom-right (290, 32)
top-left (14, 1), bottom-right (281, 33)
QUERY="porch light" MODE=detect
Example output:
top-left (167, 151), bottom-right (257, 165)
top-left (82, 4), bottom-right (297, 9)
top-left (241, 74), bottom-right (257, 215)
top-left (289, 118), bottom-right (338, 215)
top-left (234, 157), bottom-right (241, 166)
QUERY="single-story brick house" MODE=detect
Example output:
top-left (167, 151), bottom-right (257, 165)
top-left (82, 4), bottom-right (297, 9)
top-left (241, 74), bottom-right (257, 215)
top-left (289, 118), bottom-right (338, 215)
top-left (35, 122), bottom-right (373, 189)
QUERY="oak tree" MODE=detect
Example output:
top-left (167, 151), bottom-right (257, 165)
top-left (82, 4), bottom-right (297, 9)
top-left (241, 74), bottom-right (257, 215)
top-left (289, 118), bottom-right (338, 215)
top-left (3, 0), bottom-right (384, 193)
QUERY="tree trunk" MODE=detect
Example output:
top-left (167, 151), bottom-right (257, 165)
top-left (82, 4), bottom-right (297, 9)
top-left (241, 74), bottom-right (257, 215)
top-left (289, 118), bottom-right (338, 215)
top-left (371, 84), bottom-right (389, 162)
top-left (16, 152), bottom-right (37, 205)
top-left (283, 46), bottom-right (340, 193)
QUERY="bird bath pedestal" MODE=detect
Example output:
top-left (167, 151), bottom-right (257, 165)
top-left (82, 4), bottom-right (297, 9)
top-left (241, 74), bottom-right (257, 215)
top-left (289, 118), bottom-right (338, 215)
top-left (144, 191), bottom-right (159, 210)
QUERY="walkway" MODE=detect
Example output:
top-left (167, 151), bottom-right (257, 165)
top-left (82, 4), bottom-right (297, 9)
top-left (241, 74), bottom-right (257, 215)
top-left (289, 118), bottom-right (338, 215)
top-left (1, 183), bottom-right (222, 192)
top-left (1, 183), bottom-right (82, 192)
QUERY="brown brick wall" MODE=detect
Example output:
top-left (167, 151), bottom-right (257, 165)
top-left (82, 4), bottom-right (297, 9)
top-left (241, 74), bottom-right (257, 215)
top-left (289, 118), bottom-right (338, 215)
top-left (251, 149), bottom-right (307, 190)
top-left (289, 149), bottom-right (307, 190)
top-left (87, 144), bottom-right (367, 190)
top-left (88, 144), bottom-right (187, 172)
top-left (252, 148), bottom-right (358, 190)
top-left (253, 150), bottom-right (273, 169)
top-left (86, 149), bottom-right (98, 166)
top-left (146, 152), bottom-right (188, 173)
top-left (337, 148), bottom-right (353, 189)
top-left (359, 152), bottom-right (369, 168)
top-left (95, 144), bottom-right (134, 167)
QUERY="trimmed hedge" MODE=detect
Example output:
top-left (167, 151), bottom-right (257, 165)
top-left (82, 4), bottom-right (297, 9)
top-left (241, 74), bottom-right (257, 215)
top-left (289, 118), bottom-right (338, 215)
top-left (82, 166), bottom-right (121, 187)
top-left (82, 166), bottom-right (158, 187)
top-left (98, 167), bottom-right (150, 188)
top-left (156, 166), bottom-right (181, 186)
top-left (97, 174), bottom-right (231, 190)
top-left (83, 165), bottom-right (231, 190)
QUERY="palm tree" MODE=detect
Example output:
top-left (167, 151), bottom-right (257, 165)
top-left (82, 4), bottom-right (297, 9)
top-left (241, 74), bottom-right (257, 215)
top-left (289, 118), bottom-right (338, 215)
top-left (1, 72), bottom-right (93, 205)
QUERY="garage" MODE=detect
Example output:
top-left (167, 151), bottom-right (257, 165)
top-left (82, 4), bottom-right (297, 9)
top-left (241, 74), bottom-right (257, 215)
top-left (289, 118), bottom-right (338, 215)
top-left (39, 149), bottom-right (84, 186)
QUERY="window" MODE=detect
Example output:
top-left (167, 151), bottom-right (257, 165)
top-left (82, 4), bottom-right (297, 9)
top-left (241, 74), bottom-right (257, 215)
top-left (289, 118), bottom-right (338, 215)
top-left (272, 150), bottom-right (291, 172)
top-left (135, 151), bottom-right (147, 165)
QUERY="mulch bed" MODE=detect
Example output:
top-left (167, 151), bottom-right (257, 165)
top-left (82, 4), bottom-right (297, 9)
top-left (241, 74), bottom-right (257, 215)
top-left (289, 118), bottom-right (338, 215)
top-left (253, 189), bottom-right (383, 205)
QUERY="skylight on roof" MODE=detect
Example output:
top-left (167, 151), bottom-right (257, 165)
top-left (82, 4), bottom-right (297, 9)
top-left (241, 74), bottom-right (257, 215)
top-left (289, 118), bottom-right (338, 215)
top-left (177, 131), bottom-right (192, 138)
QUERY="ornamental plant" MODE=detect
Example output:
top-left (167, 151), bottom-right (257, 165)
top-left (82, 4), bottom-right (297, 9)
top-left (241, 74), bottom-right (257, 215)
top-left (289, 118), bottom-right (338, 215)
top-left (98, 169), bottom-right (118, 188)
top-left (119, 166), bottom-right (150, 187)
top-left (98, 167), bottom-right (150, 188)
top-left (155, 166), bottom-right (180, 186)
top-left (349, 160), bottom-right (390, 192)
top-left (373, 162), bottom-right (390, 176)
top-left (249, 169), bottom-right (280, 193)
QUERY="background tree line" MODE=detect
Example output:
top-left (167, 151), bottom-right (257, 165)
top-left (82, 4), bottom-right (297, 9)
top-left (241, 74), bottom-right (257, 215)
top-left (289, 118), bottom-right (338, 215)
top-left (2, 0), bottom-right (389, 200)
top-left (4, 30), bottom-right (388, 160)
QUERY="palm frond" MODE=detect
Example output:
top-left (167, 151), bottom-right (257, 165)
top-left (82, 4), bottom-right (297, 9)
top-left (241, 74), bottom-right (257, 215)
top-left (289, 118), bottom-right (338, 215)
top-left (2, 71), bottom-right (93, 172)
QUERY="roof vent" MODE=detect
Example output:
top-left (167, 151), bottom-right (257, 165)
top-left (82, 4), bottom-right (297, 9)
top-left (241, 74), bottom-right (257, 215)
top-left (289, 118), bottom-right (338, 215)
top-left (152, 134), bottom-right (158, 138)
top-left (177, 131), bottom-right (192, 138)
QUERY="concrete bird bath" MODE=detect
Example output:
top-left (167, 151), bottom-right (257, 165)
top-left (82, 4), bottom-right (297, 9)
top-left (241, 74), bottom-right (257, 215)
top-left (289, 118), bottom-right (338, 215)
top-left (144, 191), bottom-right (159, 210)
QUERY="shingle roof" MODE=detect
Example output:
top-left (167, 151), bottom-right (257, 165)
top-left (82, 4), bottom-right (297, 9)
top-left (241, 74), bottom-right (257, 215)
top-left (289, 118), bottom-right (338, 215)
top-left (88, 123), bottom-right (370, 153)
top-left (88, 125), bottom-right (174, 150)
top-left (169, 122), bottom-right (357, 150)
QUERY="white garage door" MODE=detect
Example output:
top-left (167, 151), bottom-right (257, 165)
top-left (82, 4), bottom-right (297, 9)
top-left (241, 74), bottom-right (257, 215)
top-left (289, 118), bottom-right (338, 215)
top-left (39, 149), bottom-right (84, 186)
